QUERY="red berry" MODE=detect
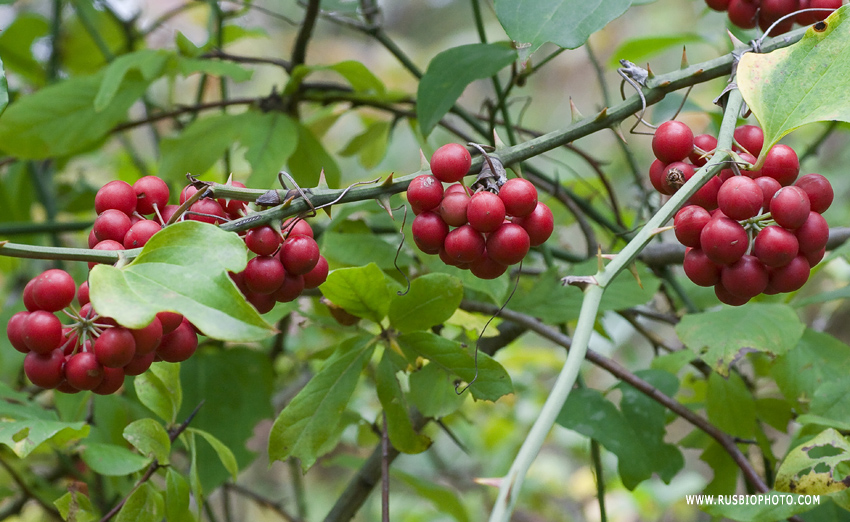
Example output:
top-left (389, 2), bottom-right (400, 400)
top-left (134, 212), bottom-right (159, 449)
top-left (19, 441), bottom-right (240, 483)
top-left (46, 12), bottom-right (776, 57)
top-left (94, 209), bottom-right (133, 243)
top-left (690, 134), bottom-right (718, 166)
top-left (498, 178), bottom-right (538, 217)
top-left (674, 205), bottom-right (712, 248)
top-left (7, 311), bottom-right (31, 353)
top-left (770, 186), bottom-right (811, 229)
top-left (439, 193), bottom-right (470, 227)
top-left (407, 175), bottom-right (444, 214)
top-left (92, 367), bottom-right (125, 395)
top-left (652, 121), bottom-right (694, 164)
top-left (467, 191), bottom-right (506, 233)
top-left (22, 279), bottom-right (39, 311)
top-left (157, 320), bottom-right (198, 363)
top-left (683, 248), bottom-right (721, 287)
top-left (23, 310), bottom-right (63, 354)
top-left (280, 235), bottom-right (320, 275)
top-left (281, 218), bottom-right (314, 238)
top-left (486, 223), bottom-right (530, 266)
top-left (443, 225), bottom-right (485, 264)
top-left (65, 352), bottom-right (105, 391)
top-left (303, 255), bottom-right (329, 289)
top-left (186, 198), bottom-right (226, 225)
top-left (688, 175), bottom-right (722, 211)
top-left (245, 225), bottom-right (282, 256)
top-left (470, 252), bottom-right (508, 280)
top-left (123, 352), bottom-right (156, 376)
top-left (769, 255), bottom-right (811, 293)
top-left (412, 212), bottom-right (449, 255)
top-left (94, 328), bottom-right (137, 368)
top-left (754, 177), bottom-right (782, 213)
top-left (31, 269), bottom-right (76, 312)
top-left (795, 212), bottom-right (829, 254)
top-left (95, 180), bottom-right (136, 216)
top-left (649, 159), bottom-right (670, 195)
top-left (123, 219), bottom-right (162, 249)
top-left (24, 350), bottom-right (65, 389)
top-left (733, 125), bottom-right (764, 157)
top-left (430, 144), bottom-right (471, 183)
top-left (761, 144), bottom-right (800, 186)
top-left (714, 282), bottom-right (751, 306)
top-left (244, 256), bottom-right (286, 295)
top-left (700, 217), bottom-right (749, 265)
top-left (661, 162), bottom-right (694, 195)
top-left (717, 176), bottom-right (764, 220)
top-left (133, 176), bottom-right (170, 215)
top-left (728, 0), bottom-right (758, 28)
top-left (720, 255), bottom-right (769, 299)
top-left (513, 202), bottom-right (554, 247)
top-left (131, 317), bottom-right (163, 355)
top-left (794, 173), bottom-right (833, 214)
top-left (272, 273), bottom-right (305, 303)
top-left (753, 226), bottom-right (799, 267)
top-left (156, 312), bottom-right (184, 335)
top-left (88, 240), bottom-right (124, 270)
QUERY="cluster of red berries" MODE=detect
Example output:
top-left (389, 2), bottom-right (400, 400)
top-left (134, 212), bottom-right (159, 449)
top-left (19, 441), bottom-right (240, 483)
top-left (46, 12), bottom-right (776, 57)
top-left (409, 144), bottom-right (554, 279)
top-left (705, 0), bottom-right (841, 34)
top-left (89, 175), bottom-right (327, 314)
top-left (6, 269), bottom-right (196, 395)
top-left (649, 120), bottom-right (834, 305)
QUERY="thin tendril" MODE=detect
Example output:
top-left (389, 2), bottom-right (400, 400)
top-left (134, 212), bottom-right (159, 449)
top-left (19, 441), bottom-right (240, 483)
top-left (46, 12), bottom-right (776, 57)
top-left (456, 259), bottom-right (524, 395)
top-left (390, 204), bottom-right (411, 296)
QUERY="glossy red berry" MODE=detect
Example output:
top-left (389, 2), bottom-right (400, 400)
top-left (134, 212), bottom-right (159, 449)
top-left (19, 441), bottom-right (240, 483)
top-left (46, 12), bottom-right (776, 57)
top-left (95, 180), bottom-right (137, 216)
top-left (486, 223), bottom-right (530, 266)
top-left (761, 144), bottom-right (800, 186)
top-left (94, 328), bottom-right (137, 368)
top-left (794, 173), bottom-right (833, 214)
top-left (23, 311), bottom-right (63, 354)
top-left (498, 178), bottom-right (538, 217)
top-left (443, 225), bottom-right (485, 264)
top-left (24, 350), bottom-right (65, 389)
top-left (280, 235), bottom-right (320, 275)
top-left (65, 352), bottom-right (105, 391)
top-left (408, 175), bottom-right (444, 214)
top-left (31, 269), bottom-right (76, 312)
top-left (513, 202), bottom-right (554, 247)
top-left (133, 176), bottom-right (170, 215)
top-left (303, 255), bottom-right (329, 289)
top-left (245, 225), bottom-right (282, 256)
top-left (412, 211), bottom-right (449, 255)
top-left (467, 191), bottom-right (506, 233)
top-left (157, 320), bottom-right (198, 363)
top-left (123, 219), bottom-right (162, 249)
top-left (430, 144), bottom-right (471, 183)
top-left (652, 121), bottom-right (694, 164)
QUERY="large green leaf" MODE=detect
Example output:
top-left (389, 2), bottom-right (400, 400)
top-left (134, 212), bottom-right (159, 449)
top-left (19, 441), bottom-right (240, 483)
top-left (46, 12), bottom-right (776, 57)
top-left (268, 335), bottom-right (377, 469)
top-left (376, 353), bottom-right (431, 454)
top-left (389, 273), bottom-right (463, 333)
top-left (116, 482), bottom-right (164, 522)
top-left (186, 428), bottom-right (239, 481)
top-left (80, 442), bottom-right (151, 476)
top-left (0, 73), bottom-right (148, 158)
top-left (706, 372), bottom-right (756, 439)
top-left (320, 231), bottom-right (414, 270)
top-left (89, 221), bottom-right (275, 342)
top-left (738, 6), bottom-right (850, 164)
top-left (95, 49), bottom-right (170, 111)
top-left (134, 362), bottom-right (182, 424)
top-left (242, 111), bottom-right (298, 188)
top-left (123, 419), bottom-right (171, 464)
top-left (397, 332), bottom-right (512, 402)
top-left (676, 303), bottom-right (805, 376)
top-left (408, 364), bottom-right (466, 418)
top-left (494, 0), bottom-right (631, 60)
top-left (319, 263), bottom-right (397, 323)
top-left (772, 329), bottom-right (850, 408)
top-left (287, 122), bottom-right (341, 188)
top-left (178, 347), bottom-right (273, 491)
top-left (165, 469), bottom-right (191, 522)
top-left (797, 376), bottom-right (850, 431)
top-left (54, 491), bottom-right (98, 522)
top-left (417, 43), bottom-right (517, 136)
top-left (157, 112), bottom-right (251, 182)
top-left (0, 13), bottom-right (48, 87)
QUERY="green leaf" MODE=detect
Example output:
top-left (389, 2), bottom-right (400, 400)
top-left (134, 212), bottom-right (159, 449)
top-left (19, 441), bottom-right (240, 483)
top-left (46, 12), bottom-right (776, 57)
top-left (242, 112), bottom-right (298, 188)
top-left (676, 303), bottom-right (805, 376)
top-left (417, 43), bottom-right (517, 136)
top-left (0, 73), bottom-right (148, 159)
top-left (186, 428), bottom-right (239, 481)
top-left (123, 419), bottom-right (171, 464)
top-left (54, 490), bottom-right (98, 522)
top-left (157, 112), bottom-right (251, 182)
top-left (776, 428), bottom-right (850, 494)
top-left (0, 13), bottom-right (48, 87)
top-left (389, 273), bottom-right (463, 333)
top-left (738, 6), bottom-right (850, 164)
top-left (397, 332), bottom-right (513, 402)
top-left (376, 353), bottom-right (431, 454)
top-left (408, 364), bottom-right (466, 418)
top-left (319, 263), bottom-right (396, 323)
top-left (320, 231), bottom-right (414, 271)
top-left (178, 347), bottom-right (274, 491)
top-left (556, 387), bottom-right (653, 489)
top-left (165, 469), bottom-right (191, 522)
top-left (772, 328), bottom-right (850, 408)
top-left (61, 5), bottom-right (124, 75)
top-left (607, 33), bottom-right (705, 68)
top-left (700, 440), bottom-right (739, 495)
top-left (494, 0), bottom-right (631, 60)
top-left (288, 122), bottom-right (341, 189)
top-left (797, 376), bottom-right (850, 431)
top-left (338, 120), bottom-right (391, 168)
top-left (95, 50), bottom-right (170, 111)
top-left (134, 362), bottom-right (182, 423)
top-left (393, 469), bottom-right (470, 522)
top-left (81, 442), bottom-right (151, 476)
top-left (89, 221), bottom-right (275, 342)
top-left (706, 371), bottom-right (756, 439)
top-left (269, 335), bottom-right (377, 469)
top-left (0, 419), bottom-right (89, 458)
top-left (116, 482), bottom-right (164, 522)
top-left (176, 56), bottom-right (253, 82)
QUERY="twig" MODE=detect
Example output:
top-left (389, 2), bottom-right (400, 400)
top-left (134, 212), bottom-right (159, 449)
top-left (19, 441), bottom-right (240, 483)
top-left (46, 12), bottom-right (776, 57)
top-left (381, 411), bottom-right (390, 522)
top-left (291, 0), bottom-right (321, 71)
top-left (224, 483), bottom-right (302, 522)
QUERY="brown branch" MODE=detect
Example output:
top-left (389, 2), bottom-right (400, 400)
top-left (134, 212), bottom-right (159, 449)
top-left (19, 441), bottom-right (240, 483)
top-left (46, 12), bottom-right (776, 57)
top-left (203, 49), bottom-right (292, 70)
top-left (112, 98), bottom-right (257, 133)
top-left (291, 0), bottom-right (321, 71)
top-left (459, 300), bottom-right (771, 493)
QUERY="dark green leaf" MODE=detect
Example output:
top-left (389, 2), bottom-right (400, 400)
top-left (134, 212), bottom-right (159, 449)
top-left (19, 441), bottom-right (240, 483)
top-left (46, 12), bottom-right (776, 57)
top-left (242, 112), bottom-right (298, 188)
top-left (89, 221), bottom-right (275, 342)
top-left (393, 469), bottom-right (470, 522)
top-left (494, 0), bottom-right (631, 59)
top-left (389, 273), bottom-right (463, 333)
top-left (134, 362), bottom-right (182, 424)
top-left (81, 442), bottom-right (151, 476)
top-left (772, 329), bottom-right (850, 408)
top-left (176, 56), bottom-right (253, 82)
top-left (61, 6), bottom-right (124, 75)
top-left (115, 482), bottom-right (164, 522)
top-left (165, 469), bottom-right (191, 522)
top-left (319, 263), bottom-right (396, 323)
top-left (797, 377), bottom-right (850, 431)
top-left (738, 6), bottom-right (850, 163)
top-left (700, 440), bottom-right (739, 495)
top-left (178, 347), bottom-right (273, 491)
top-left (338, 120), bottom-right (391, 168)
top-left (288, 123), bottom-right (341, 188)
top-left (376, 353), bottom-right (430, 454)
top-left (123, 419), bottom-right (171, 464)
top-left (706, 372), bottom-right (756, 439)
top-left (0, 13), bottom-right (48, 86)
top-left (268, 335), bottom-right (377, 469)
top-left (676, 303), bottom-right (805, 376)
top-left (0, 74), bottom-right (148, 158)
top-left (397, 332), bottom-right (512, 402)
top-left (186, 428), bottom-right (239, 481)
top-left (408, 364), bottom-right (466, 418)
top-left (95, 50), bottom-right (170, 111)
top-left (157, 112), bottom-right (251, 182)
top-left (320, 231), bottom-right (414, 271)
top-left (417, 43), bottom-right (517, 135)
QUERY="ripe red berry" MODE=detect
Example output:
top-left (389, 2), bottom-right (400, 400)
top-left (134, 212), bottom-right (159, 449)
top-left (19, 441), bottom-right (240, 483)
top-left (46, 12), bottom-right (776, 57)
top-left (245, 225), bottom-right (282, 256)
top-left (94, 209), bottom-right (133, 243)
top-left (23, 310), bottom-right (63, 354)
top-left (674, 206), bottom-right (712, 248)
top-left (714, 282), bottom-right (751, 306)
top-left (244, 256), bottom-right (286, 295)
top-left (281, 218), bottom-right (314, 238)
top-left (683, 248), bottom-right (721, 287)
top-left (700, 217), bottom-right (749, 265)
top-left (95, 180), bottom-right (137, 216)
top-left (754, 177), bottom-right (782, 212)
top-left (131, 317), bottom-right (163, 355)
top-left (92, 366), bottom-right (125, 395)
top-left (24, 350), bottom-right (65, 389)
top-left (443, 225), bottom-right (485, 264)
top-left (280, 235), bottom-right (320, 275)
top-left (690, 134), bottom-right (718, 166)
top-left (661, 162), bottom-right (695, 195)
top-left (7, 311), bottom-right (31, 353)
top-left (652, 121), bottom-right (694, 164)
top-left (272, 273), bottom-right (306, 303)
top-left (157, 320), bottom-right (198, 363)
top-left (486, 223), bottom-right (531, 266)
top-left (412, 211), bottom-right (449, 255)
top-left (688, 175), bottom-right (722, 211)
top-left (430, 144), bottom-right (471, 183)
top-left (794, 173), bottom-right (833, 214)
top-left (770, 186), bottom-right (811, 229)
top-left (88, 240), bottom-right (124, 270)
top-left (720, 255), bottom-right (769, 299)
top-left (439, 193), bottom-right (470, 227)
top-left (795, 212), bottom-right (829, 254)
top-left (649, 159), bottom-right (670, 195)
top-left (753, 226), bottom-right (799, 268)
top-left (470, 252), bottom-right (508, 280)
top-left (303, 255), bottom-right (329, 289)
top-left (769, 255), bottom-right (811, 293)
top-left (513, 202), bottom-right (554, 247)
top-left (65, 352), bottom-right (105, 391)
top-left (761, 144), bottom-right (800, 186)
top-left (22, 279), bottom-right (39, 311)
top-left (467, 191), bottom-right (506, 233)
top-left (31, 269), bottom-right (76, 312)
top-left (407, 175), bottom-right (444, 214)
top-left (498, 178), bottom-right (538, 217)
top-left (123, 219), bottom-right (162, 249)
top-left (94, 328), bottom-right (137, 368)
top-left (123, 352), bottom-right (156, 376)
top-left (733, 125), bottom-right (765, 157)
top-left (717, 176), bottom-right (764, 220)
top-left (727, 0), bottom-right (758, 28)
top-left (133, 176), bottom-right (170, 215)
top-left (156, 312), bottom-right (184, 335)
top-left (187, 198), bottom-right (226, 225)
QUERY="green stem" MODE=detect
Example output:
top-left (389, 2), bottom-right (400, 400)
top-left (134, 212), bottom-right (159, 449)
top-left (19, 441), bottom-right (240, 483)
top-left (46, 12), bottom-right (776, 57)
top-left (590, 438), bottom-right (607, 522)
top-left (487, 88), bottom-right (744, 522)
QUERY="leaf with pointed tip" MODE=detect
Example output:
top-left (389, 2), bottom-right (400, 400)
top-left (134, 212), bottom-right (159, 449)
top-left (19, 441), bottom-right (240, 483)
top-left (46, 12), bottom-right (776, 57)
top-left (738, 6), bottom-right (850, 163)
top-left (494, 0), bottom-right (631, 60)
top-left (95, 49), bottom-right (170, 111)
top-left (89, 221), bottom-right (275, 342)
